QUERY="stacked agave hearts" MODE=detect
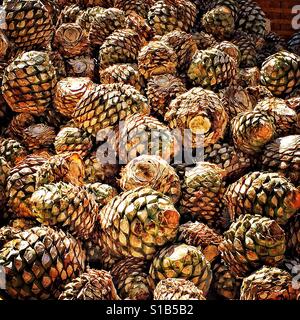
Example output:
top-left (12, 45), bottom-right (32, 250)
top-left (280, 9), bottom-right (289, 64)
top-left (0, 0), bottom-right (299, 301)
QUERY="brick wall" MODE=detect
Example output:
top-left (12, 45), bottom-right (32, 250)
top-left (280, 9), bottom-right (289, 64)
top-left (256, 0), bottom-right (299, 38)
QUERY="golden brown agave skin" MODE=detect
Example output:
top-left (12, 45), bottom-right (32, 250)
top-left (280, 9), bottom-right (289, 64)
top-left (54, 23), bottom-right (89, 58)
top-left (178, 221), bottom-right (223, 263)
top-left (31, 181), bottom-right (99, 240)
top-left (119, 155), bottom-right (181, 203)
top-left (83, 236), bottom-right (114, 272)
top-left (161, 31), bottom-right (198, 72)
top-left (54, 127), bottom-right (93, 158)
top-left (240, 266), bottom-right (299, 300)
top-left (30, 149), bottom-right (54, 160)
top-left (4, 0), bottom-right (54, 51)
top-left (73, 83), bottom-right (150, 136)
top-left (254, 97), bottom-right (298, 136)
top-left (6, 113), bottom-right (36, 141)
top-left (231, 32), bottom-right (258, 68)
top-left (59, 269), bottom-right (120, 300)
top-left (165, 87), bottom-right (228, 148)
top-left (100, 64), bottom-right (145, 93)
top-left (202, 5), bottom-right (235, 40)
top-left (35, 152), bottom-right (85, 188)
top-left (82, 232), bottom-right (104, 267)
top-left (99, 187), bottom-right (180, 260)
top-left (154, 278), bottom-right (206, 300)
top-left (261, 135), bottom-right (300, 185)
top-left (0, 139), bottom-right (27, 167)
top-left (75, 6), bottom-right (105, 33)
top-left (238, 67), bottom-right (261, 87)
top-left (112, 113), bottom-right (179, 163)
top-left (114, 0), bottom-right (154, 18)
top-left (202, 0), bottom-right (239, 22)
top-left (213, 261), bottom-right (242, 300)
top-left (99, 29), bottom-right (146, 70)
top-left (0, 157), bottom-right (10, 211)
top-left (0, 58), bottom-right (8, 77)
top-left (148, 0), bottom-right (197, 35)
top-left (138, 41), bottom-right (177, 80)
top-left (125, 12), bottom-right (154, 41)
top-left (245, 85), bottom-right (273, 106)
top-left (54, 77), bottom-right (94, 118)
top-left (0, 31), bottom-right (9, 60)
top-left (187, 48), bottom-right (237, 90)
top-left (149, 243), bottom-right (212, 296)
top-left (286, 213), bottom-right (299, 257)
top-left (99, 248), bottom-right (122, 271)
top-left (84, 183), bottom-right (118, 208)
top-left (219, 214), bottom-right (286, 278)
top-left (8, 218), bottom-right (37, 231)
top-left (84, 151), bottom-right (120, 186)
top-left (88, 8), bottom-right (126, 47)
top-left (203, 142), bottom-right (252, 182)
top-left (0, 226), bottom-right (85, 300)
top-left (256, 33), bottom-right (287, 69)
top-left (191, 31), bottom-right (218, 50)
top-left (218, 86), bottom-right (253, 120)
top-left (22, 124), bottom-right (56, 151)
top-left (46, 50), bottom-right (67, 81)
top-left (180, 162), bottom-right (226, 228)
top-left (224, 171), bottom-right (300, 226)
top-left (260, 51), bottom-right (300, 97)
top-left (56, 4), bottom-right (82, 25)
top-left (215, 41), bottom-right (241, 66)
top-left (6, 155), bottom-right (47, 218)
top-left (0, 226), bottom-right (21, 247)
top-left (146, 74), bottom-right (186, 118)
top-left (236, 0), bottom-right (267, 38)
top-left (41, 0), bottom-right (60, 24)
top-left (231, 111), bottom-right (276, 155)
top-left (2, 51), bottom-right (57, 115)
top-left (111, 257), bottom-right (153, 300)
top-left (65, 55), bottom-right (95, 79)
top-left (148, 0), bottom-right (179, 36)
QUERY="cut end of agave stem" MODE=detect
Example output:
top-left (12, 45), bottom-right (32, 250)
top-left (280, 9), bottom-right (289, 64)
top-left (189, 115), bottom-right (211, 134)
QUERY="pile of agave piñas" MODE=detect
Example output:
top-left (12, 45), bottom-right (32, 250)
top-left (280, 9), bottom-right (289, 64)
top-left (0, 0), bottom-right (299, 301)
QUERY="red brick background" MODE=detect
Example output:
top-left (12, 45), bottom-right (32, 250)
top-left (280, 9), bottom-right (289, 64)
top-left (256, 0), bottom-right (299, 38)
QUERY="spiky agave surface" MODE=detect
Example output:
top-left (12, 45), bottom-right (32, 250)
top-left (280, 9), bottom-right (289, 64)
top-left (0, 0), bottom-right (299, 302)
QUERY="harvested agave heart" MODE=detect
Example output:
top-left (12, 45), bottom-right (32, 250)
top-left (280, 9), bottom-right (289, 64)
top-left (149, 243), bottom-right (212, 296)
top-left (0, 0), bottom-right (299, 302)
top-left (2, 51), bottom-right (57, 115)
top-left (72, 83), bottom-right (150, 136)
top-left (0, 226), bottom-right (85, 300)
top-left (99, 187), bottom-right (180, 260)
